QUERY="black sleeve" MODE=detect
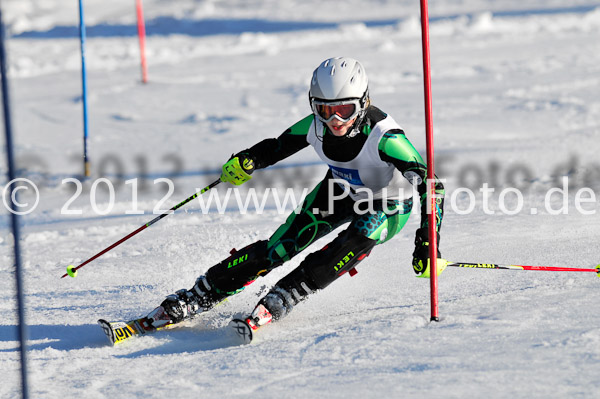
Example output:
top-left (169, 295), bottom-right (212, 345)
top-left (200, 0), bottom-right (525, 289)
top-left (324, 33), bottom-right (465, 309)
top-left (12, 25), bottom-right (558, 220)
top-left (236, 115), bottom-right (313, 170)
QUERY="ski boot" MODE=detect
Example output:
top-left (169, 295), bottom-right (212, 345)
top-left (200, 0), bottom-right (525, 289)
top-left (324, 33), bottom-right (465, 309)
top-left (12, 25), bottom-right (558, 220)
top-left (147, 276), bottom-right (225, 328)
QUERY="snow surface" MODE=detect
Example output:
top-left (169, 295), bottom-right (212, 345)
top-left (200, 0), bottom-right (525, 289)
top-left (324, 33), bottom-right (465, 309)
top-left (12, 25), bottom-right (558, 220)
top-left (1, 0), bottom-right (600, 397)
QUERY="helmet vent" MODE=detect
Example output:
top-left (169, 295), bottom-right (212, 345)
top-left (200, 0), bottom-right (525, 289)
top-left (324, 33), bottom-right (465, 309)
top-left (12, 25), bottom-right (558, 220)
top-left (330, 65), bottom-right (336, 76)
top-left (341, 60), bottom-right (347, 67)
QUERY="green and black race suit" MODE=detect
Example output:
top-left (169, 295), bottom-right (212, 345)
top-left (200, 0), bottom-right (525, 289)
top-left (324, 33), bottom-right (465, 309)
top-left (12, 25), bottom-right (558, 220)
top-left (205, 106), bottom-right (445, 295)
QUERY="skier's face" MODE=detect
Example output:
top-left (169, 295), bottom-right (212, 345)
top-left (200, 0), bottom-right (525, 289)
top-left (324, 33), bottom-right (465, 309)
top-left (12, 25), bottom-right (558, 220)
top-left (326, 117), bottom-right (357, 137)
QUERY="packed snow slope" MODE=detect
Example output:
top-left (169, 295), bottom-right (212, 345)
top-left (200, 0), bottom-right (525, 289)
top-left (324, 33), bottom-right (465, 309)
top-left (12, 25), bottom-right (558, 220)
top-left (1, 0), bottom-right (599, 398)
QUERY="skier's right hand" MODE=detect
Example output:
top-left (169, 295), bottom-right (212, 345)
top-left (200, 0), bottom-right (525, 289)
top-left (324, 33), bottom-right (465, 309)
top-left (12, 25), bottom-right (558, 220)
top-left (221, 153), bottom-right (255, 185)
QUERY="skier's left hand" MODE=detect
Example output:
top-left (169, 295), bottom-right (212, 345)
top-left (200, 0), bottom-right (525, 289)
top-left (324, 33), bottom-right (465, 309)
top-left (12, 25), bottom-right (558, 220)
top-left (412, 228), bottom-right (446, 278)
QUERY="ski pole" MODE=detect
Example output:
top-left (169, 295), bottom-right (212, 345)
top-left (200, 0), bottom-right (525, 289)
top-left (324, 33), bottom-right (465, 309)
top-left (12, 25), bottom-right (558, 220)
top-left (61, 179), bottom-right (221, 278)
top-left (447, 262), bottom-right (600, 276)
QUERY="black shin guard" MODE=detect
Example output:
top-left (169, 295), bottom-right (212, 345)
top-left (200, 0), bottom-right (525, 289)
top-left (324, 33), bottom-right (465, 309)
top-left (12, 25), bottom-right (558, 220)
top-left (206, 240), bottom-right (280, 294)
top-left (260, 231), bottom-right (376, 320)
top-left (298, 230), bottom-right (376, 289)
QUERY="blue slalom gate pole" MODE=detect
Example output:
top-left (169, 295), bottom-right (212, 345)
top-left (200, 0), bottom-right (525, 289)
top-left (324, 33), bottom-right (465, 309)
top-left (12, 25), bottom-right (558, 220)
top-left (0, 7), bottom-right (30, 399)
top-left (78, 0), bottom-right (90, 177)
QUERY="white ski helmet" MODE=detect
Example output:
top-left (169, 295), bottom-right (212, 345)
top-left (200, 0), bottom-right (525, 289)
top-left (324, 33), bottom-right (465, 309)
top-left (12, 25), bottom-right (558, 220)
top-left (309, 57), bottom-right (370, 135)
top-left (309, 57), bottom-right (369, 101)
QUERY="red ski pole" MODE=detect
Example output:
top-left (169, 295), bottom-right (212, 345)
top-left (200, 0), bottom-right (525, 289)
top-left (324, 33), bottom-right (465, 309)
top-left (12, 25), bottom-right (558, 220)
top-left (62, 179), bottom-right (221, 278)
top-left (447, 261), bottom-right (600, 276)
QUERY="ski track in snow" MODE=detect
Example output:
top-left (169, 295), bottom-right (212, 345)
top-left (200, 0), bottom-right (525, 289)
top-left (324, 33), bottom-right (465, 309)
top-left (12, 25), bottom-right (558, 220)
top-left (1, 0), bottom-right (599, 398)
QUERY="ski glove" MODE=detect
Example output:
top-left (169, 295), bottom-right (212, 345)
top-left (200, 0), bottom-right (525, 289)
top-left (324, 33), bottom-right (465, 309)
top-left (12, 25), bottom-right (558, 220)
top-left (412, 227), bottom-right (447, 278)
top-left (221, 153), bottom-right (255, 185)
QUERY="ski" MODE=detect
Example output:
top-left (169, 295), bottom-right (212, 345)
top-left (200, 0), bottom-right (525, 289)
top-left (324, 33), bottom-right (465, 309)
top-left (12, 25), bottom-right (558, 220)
top-left (227, 305), bottom-right (274, 345)
top-left (99, 302), bottom-right (268, 346)
top-left (98, 305), bottom-right (176, 345)
top-left (99, 316), bottom-right (254, 347)
top-left (97, 317), bottom-right (174, 346)
top-left (228, 318), bottom-right (254, 345)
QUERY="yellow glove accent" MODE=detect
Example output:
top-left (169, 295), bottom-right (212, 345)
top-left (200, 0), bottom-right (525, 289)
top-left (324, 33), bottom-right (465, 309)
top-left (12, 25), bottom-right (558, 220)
top-left (221, 157), bottom-right (254, 186)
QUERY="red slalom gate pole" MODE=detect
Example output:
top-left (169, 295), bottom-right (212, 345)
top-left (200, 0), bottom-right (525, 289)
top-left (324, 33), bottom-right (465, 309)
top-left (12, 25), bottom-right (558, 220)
top-left (136, 0), bottom-right (148, 83)
top-left (419, 0), bottom-right (439, 322)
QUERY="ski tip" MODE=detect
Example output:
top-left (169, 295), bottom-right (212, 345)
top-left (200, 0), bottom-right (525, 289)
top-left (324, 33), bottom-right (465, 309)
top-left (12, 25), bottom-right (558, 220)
top-left (97, 319), bottom-right (116, 346)
top-left (228, 318), bottom-right (253, 345)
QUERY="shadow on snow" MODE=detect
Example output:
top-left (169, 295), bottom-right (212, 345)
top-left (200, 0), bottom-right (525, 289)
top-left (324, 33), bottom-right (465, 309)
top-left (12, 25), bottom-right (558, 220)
top-left (0, 323), bottom-right (106, 351)
top-left (0, 323), bottom-right (243, 354)
top-left (115, 326), bottom-right (245, 357)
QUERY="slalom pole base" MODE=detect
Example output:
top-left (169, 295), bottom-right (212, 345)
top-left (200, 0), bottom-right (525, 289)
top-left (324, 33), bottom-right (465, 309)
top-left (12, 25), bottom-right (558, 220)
top-left (430, 316), bottom-right (440, 322)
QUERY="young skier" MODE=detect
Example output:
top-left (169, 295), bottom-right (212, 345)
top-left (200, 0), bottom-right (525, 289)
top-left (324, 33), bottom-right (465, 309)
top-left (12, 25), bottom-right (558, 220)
top-left (146, 56), bottom-right (445, 334)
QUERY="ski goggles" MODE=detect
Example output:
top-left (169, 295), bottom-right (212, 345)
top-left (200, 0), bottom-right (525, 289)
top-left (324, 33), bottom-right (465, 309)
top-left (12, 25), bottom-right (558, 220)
top-left (311, 99), bottom-right (362, 123)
